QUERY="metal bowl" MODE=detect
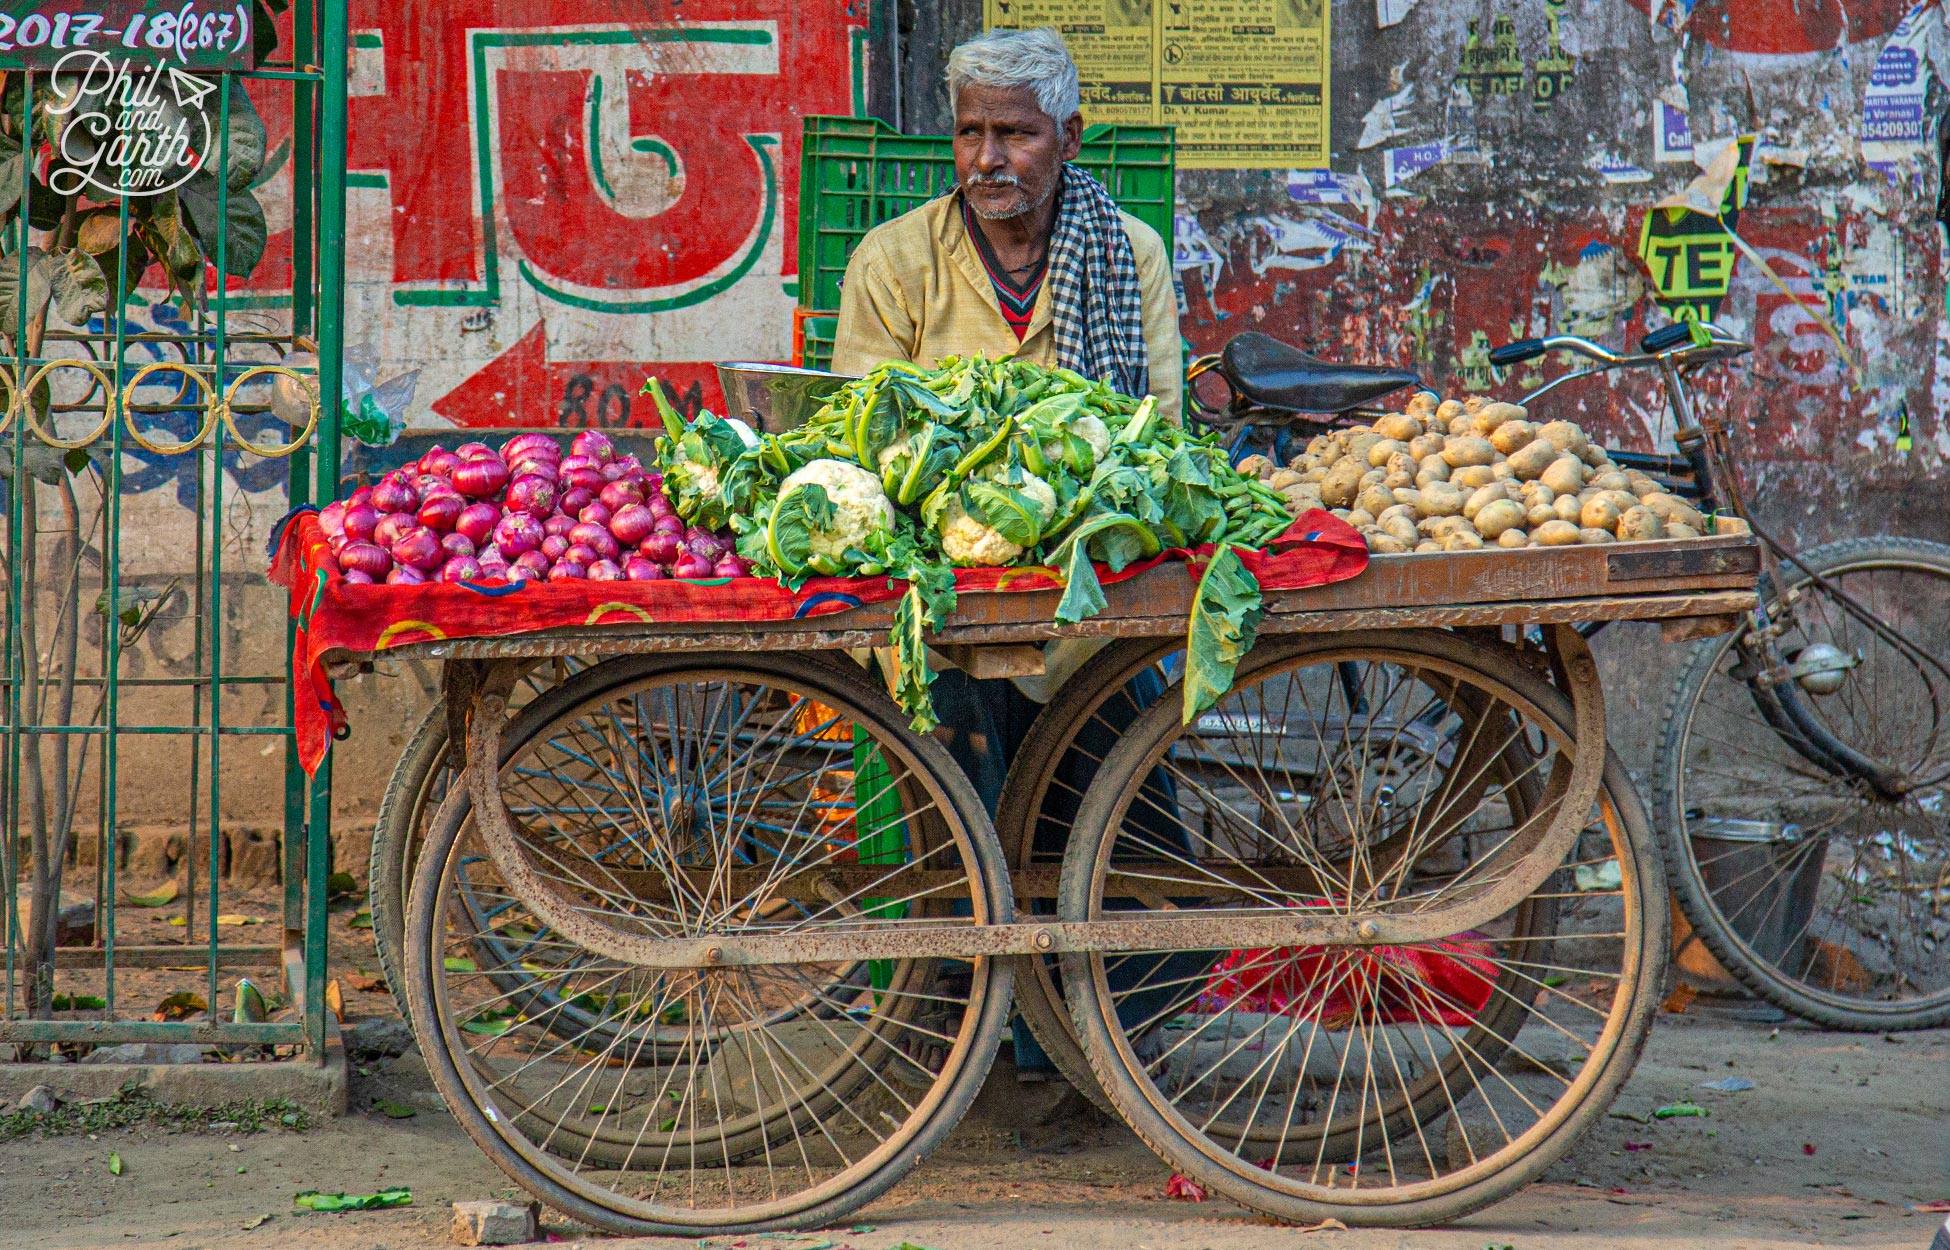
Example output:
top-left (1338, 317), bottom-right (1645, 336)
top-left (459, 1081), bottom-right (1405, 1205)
top-left (715, 362), bottom-right (856, 434)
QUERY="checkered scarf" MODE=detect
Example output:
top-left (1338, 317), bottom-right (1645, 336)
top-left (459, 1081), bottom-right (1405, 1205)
top-left (1047, 165), bottom-right (1149, 399)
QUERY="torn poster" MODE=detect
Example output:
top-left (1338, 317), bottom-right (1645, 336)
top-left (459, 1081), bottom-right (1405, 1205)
top-left (1588, 151), bottom-right (1654, 183)
top-left (1637, 136), bottom-right (1754, 321)
top-left (1384, 140), bottom-right (1450, 189)
top-left (1286, 168), bottom-right (1378, 227)
top-left (1654, 98), bottom-right (1693, 162)
top-left (1244, 213), bottom-right (1363, 275)
top-left (1862, 1), bottom-right (1943, 179)
top-left (1358, 82), bottom-right (1416, 149)
top-left (1377, 0), bottom-right (1418, 27)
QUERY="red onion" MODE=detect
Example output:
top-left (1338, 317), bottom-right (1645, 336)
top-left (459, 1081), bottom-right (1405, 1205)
top-left (419, 447), bottom-right (460, 477)
top-left (547, 561), bottom-right (587, 582)
top-left (319, 500), bottom-right (348, 540)
top-left (418, 494), bottom-right (466, 533)
top-left (645, 471), bottom-right (663, 491)
top-left (652, 514), bottom-right (685, 537)
top-left (348, 484), bottom-right (374, 508)
top-left (441, 532), bottom-right (476, 561)
top-left (509, 457), bottom-right (558, 483)
top-left (392, 526), bottom-right (445, 572)
top-left (600, 462), bottom-right (627, 482)
top-left (440, 556), bottom-right (484, 582)
top-left (339, 541), bottom-right (392, 578)
top-left (342, 502), bottom-right (380, 542)
top-left (615, 454), bottom-right (645, 477)
top-left (501, 433), bottom-right (561, 463)
top-left (455, 441), bottom-right (494, 460)
top-left (640, 531), bottom-right (682, 565)
top-left (342, 569), bottom-right (375, 585)
top-left (476, 543), bottom-right (507, 569)
top-left (570, 430), bottom-right (616, 463)
top-left (456, 502), bottom-right (500, 546)
top-left (371, 476), bottom-right (418, 514)
top-left (610, 504), bottom-right (655, 547)
top-left (542, 514), bottom-right (578, 538)
top-left (498, 562), bottom-right (529, 584)
top-left (452, 457), bottom-right (510, 498)
top-left (541, 534), bottom-right (571, 562)
top-left (493, 513), bottom-right (544, 556)
top-left (586, 559), bottom-right (623, 582)
top-left (598, 479), bottom-right (643, 512)
top-left (672, 554), bottom-right (716, 579)
top-left (577, 501), bottom-right (613, 529)
top-left (712, 555), bottom-right (751, 578)
top-left (513, 550), bottom-right (550, 578)
top-left (373, 511), bottom-right (416, 549)
top-left (505, 475), bottom-right (556, 518)
top-left (684, 527), bottom-right (727, 564)
top-left (557, 487), bottom-right (596, 516)
top-left (564, 542), bottom-right (600, 567)
top-left (567, 523), bottom-right (619, 562)
top-left (624, 556), bottom-right (666, 581)
top-left (386, 565), bottom-right (427, 586)
top-left (561, 465), bottom-right (605, 493)
top-left (646, 495), bottom-right (674, 521)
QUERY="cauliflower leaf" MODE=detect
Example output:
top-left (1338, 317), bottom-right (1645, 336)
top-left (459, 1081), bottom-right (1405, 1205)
top-left (1182, 544), bottom-right (1263, 723)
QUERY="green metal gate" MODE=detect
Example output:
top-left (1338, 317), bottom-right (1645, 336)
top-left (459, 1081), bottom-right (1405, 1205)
top-left (0, 0), bottom-right (346, 1059)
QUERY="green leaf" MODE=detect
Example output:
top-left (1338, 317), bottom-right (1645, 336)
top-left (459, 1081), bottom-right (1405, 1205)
top-left (1054, 537), bottom-right (1106, 627)
top-left (1652, 1099), bottom-right (1710, 1119)
top-left (348, 910), bottom-right (373, 930)
top-left (370, 1100), bottom-right (416, 1119)
top-left (1182, 545), bottom-right (1263, 723)
top-left (853, 383), bottom-right (906, 469)
top-left (798, 482), bottom-right (836, 530)
top-left (443, 956), bottom-right (478, 973)
top-left (50, 993), bottom-right (107, 1010)
top-left (326, 871), bottom-right (358, 898)
top-left (0, 245), bottom-right (54, 337)
top-left (962, 479), bottom-right (1043, 549)
top-left (294, 1188), bottom-right (412, 1212)
top-left (891, 584), bottom-right (937, 734)
top-left (108, 1152), bottom-right (123, 1175)
top-left (0, 154), bottom-right (23, 224)
top-left (49, 248), bottom-right (108, 327)
top-left (178, 176), bottom-right (268, 277)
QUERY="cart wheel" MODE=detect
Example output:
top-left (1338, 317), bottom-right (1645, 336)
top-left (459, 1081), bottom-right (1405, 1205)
top-left (1058, 629), bottom-right (1665, 1227)
top-left (404, 652), bottom-right (1013, 1235)
top-left (997, 638), bottom-right (1181, 1114)
top-left (370, 659), bottom-right (584, 1021)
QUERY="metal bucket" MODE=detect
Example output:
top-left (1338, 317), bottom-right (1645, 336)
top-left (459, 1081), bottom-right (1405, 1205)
top-left (1690, 817), bottom-right (1827, 972)
top-left (715, 362), bottom-right (855, 434)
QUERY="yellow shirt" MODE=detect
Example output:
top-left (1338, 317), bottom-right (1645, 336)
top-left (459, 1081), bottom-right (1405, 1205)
top-left (831, 192), bottom-right (1183, 423)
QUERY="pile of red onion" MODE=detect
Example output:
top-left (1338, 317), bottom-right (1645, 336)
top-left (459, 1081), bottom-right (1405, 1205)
top-left (314, 430), bottom-right (748, 586)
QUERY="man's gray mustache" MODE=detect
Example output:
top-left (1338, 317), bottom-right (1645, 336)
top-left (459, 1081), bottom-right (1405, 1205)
top-left (963, 175), bottom-right (1025, 189)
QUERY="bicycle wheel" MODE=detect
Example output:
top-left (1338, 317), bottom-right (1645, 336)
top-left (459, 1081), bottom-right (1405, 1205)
top-left (1059, 629), bottom-right (1665, 1227)
top-left (404, 652), bottom-right (1013, 1234)
top-left (1657, 536), bottom-right (1950, 1029)
top-left (996, 638), bottom-right (1180, 1114)
top-left (371, 659), bottom-right (583, 1021)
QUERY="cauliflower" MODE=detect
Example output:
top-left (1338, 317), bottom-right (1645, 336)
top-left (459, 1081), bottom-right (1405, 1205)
top-left (1071, 414), bottom-right (1111, 461)
top-left (777, 459), bottom-right (895, 563)
top-left (940, 472), bottom-right (1058, 566)
top-left (876, 434), bottom-right (912, 472)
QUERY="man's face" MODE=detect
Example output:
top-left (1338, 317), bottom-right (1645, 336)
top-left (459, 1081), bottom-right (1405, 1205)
top-left (953, 83), bottom-right (1083, 221)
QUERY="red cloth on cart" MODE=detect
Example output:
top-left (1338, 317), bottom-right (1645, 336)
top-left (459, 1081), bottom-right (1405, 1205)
top-left (1202, 930), bottom-right (1500, 1028)
top-left (268, 508), bottom-right (1368, 775)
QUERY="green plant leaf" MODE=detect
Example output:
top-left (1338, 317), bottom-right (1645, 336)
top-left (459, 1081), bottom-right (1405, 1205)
top-left (890, 584), bottom-right (937, 734)
top-left (348, 910), bottom-right (373, 930)
top-left (443, 956), bottom-right (477, 973)
top-left (108, 1152), bottom-right (122, 1175)
top-left (0, 245), bottom-right (54, 337)
top-left (1182, 545), bottom-right (1263, 723)
top-left (122, 879), bottom-right (179, 908)
top-left (49, 248), bottom-right (107, 327)
top-left (1054, 537), bottom-right (1106, 627)
top-left (370, 1100), bottom-right (415, 1119)
top-left (294, 1188), bottom-right (412, 1212)
top-left (178, 176), bottom-right (268, 277)
top-left (152, 991), bottom-right (207, 1022)
top-left (325, 871), bottom-right (357, 898)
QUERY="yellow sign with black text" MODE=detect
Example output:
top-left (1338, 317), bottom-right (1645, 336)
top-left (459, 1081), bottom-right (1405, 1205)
top-left (984, 0), bottom-right (1331, 168)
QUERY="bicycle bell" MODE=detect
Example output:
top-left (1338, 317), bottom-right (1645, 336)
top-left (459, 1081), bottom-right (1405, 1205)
top-left (1786, 642), bottom-right (1854, 696)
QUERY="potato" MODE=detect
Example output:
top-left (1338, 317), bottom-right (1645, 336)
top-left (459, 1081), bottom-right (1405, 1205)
top-left (1280, 489), bottom-right (1321, 517)
top-left (1442, 436), bottom-right (1498, 468)
top-left (1377, 502), bottom-right (1420, 526)
top-left (1505, 439), bottom-right (1561, 480)
top-left (1497, 528), bottom-right (1529, 549)
top-left (1301, 466), bottom-right (1329, 484)
top-left (1367, 438), bottom-right (1408, 468)
top-left (1716, 515), bottom-right (1751, 535)
top-left (1533, 519), bottom-right (1581, 546)
top-left (1578, 444), bottom-right (1609, 468)
top-left (1266, 469), bottom-right (1302, 492)
top-left (1589, 470), bottom-right (1631, 493)
top-left (1321, 458), bottom-right (1366, 508)
top-left (1346, 507), bottom-right (1376, 529)
top-left (1539, 455), bottom-right (1587, 496)
top-left (1364, 531), bottom-right (1411, 555)
top-left (1552, 493), bottom-right (1583, 522)
top-left (1408, 433), bottom-right (1447, 461)
top-left (1462, 396), bottom-right (1489, 416)
top-left (1526, 503), bottom-right (1558, 528)
top-left (1447, 412), bottom-right (1474, 435)
top-left (1579, 495), bottom-right (1624, 532)
top-left (1623, 470), bottom-right (1660, 497)
top-left (1639, 492), bottom-right (1706, 530)
top-left (1489, 420), bottom-right (1538, 454)
top-left (1315, 443), bottom-right (1344, 469)
top-left (1470, 401), bottom-right (1528, 434)
top-left (1472, 498), bottom-right (1527, 539)
top-left (1517, 480), bottom-right (1554, 507)
top-left (1237, 454), bottom-right (1275, 480)
top-left (1356, 483), bottom-right (1396, 517)
top-left (1435, 398), bottom-right (1467, 425)
top-left (1346, 433), bottom-right (1385, 465)
top-left (1379, 513), bottom-right (1419, 546)
top-left (1616, 506), bottom-right (1665, 541)
top-left (1441, 529), bottom-right (1486, 551)
top-left (1406, 391), bottom-right (1440, 418)
top-left (1385, 450), bottom-right (1418, 479)
top-left (1535, 420), bottom-right (1588, 455)
top-left (1463, 482), bottom-right (1510, 521)
top-left (1491, 461), bottom-right (1517, 482)
top-left (1416, 480), bottom-right (1466, 516)
top-left (1383, 468), bottom-right (1414, 491)
top-left (1578, 527), bottom-right (1617, 544)
top-left (1450, 464), bottom-right (1497, 491)
top-left (1374, 413), bottom-right (1423, 442)
top-left (1415, 539), bottom-right (1442, 553)
top-left (1666, 521), bottom-right (1701, 540)
top-left (1421, 515), bottom-right (1471, 538)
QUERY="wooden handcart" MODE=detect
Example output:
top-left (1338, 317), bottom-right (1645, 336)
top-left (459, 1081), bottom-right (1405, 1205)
top-left (355, 535), bottom-right (1757, 1234)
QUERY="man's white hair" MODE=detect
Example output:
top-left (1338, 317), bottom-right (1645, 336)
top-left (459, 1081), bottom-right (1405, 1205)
top-left (946, 28), bottom-right (1082, 125)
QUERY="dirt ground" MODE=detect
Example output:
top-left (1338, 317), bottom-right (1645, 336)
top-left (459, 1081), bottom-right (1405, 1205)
top-left (0, 975), bottom-right (1944, 1250)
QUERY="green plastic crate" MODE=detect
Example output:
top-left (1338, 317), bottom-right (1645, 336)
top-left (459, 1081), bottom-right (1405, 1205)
top-left (797, 114), bottom-right (1175, 315)
top-left (797, 311), bottom-right (837, 372)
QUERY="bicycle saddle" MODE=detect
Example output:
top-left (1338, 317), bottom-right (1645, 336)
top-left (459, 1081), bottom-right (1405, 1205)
top-left (1221, 332), bottom-right (1421, 413)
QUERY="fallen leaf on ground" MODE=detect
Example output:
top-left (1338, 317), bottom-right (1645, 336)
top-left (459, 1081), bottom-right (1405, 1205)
top-left (444, 956), bottom-right (478, 973)
top-left (51, 993), bottom-right (107, 1010)
top-left (1661, 983), bottom-right (1697, 1014)
top-left (108, 1152), bottom-right (123, 1175)
top-left (345, 971), bottom-right (386, 993)
top-left (1652, 1099), bottom-right (1709, 1119)
top-left (1300, 1219), bottom-right (1347, 1232)
top-left (242, 1214), bottom-right (273, 1230)
top-left (123, 881), bottom-right (180, 907)
top-left (1608, 1109), bottom-right (1651, 1124)
top-left (153, 991), bottom-right (208, 1022)
top-left (348, 910), bottom-right (374, 930)
top-left (167, 916), bottom-right (187, 927)
top-left (215, 914), bottom-right (262, 926)
top-left (293, 1188), bottom-right (412, 1211)
top-left (370, 1100), bottom-right (415, 1119)
top-left (326, 871), bottom-right (358, 898)
top-left (324, 980), bottom-right (344, 1019)
top-left (1163, 1173), bottom-right (1207, 1201)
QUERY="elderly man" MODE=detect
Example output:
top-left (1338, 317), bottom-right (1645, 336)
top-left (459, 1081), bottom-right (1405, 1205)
top-left (832, 27), bottom-right (1182, 421)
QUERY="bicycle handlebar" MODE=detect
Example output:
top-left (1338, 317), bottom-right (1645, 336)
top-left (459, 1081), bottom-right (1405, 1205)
top-left (1488, 324), bottom-right (1752, 373)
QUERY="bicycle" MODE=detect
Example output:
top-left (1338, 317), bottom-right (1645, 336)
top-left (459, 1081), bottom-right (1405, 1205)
top-left (1490, 322), bottom-right (1950, 1030)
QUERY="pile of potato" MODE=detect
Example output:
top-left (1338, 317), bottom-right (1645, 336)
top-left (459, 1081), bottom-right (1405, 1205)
top-left (1238, 394), bottom-right (1712, 554)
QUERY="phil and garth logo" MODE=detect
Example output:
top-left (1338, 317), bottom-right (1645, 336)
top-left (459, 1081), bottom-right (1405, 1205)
top-left (44, 50), bottom-right (216, 197)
